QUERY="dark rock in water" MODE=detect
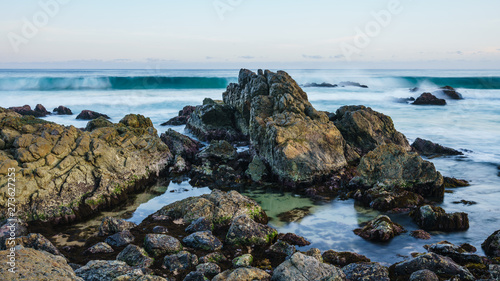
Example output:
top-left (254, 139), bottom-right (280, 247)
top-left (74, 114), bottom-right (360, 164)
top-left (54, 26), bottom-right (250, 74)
top-left (183, 231), bottom-right (223, 251)
top-left (84, 242), bottom-right (114, 254)
top-left (351, 144), bottom-right (444, 198)
top-left (163, 251), bottom-right (198, 273)
top-left (412, 93), bottom-right (446, 105)
top-left (276, 207), bottom-right (311, 223)
top-left (272, 252), bottom-right (346, 281)
top-left (333, 105), bottom-right (411, 155)
top-left (443, 177), bottom-right (470, 188)
top-left (424, 241), bottom-right (483, 265)
top-left (226, 214), bottom-right (277, 246)
top-left (53, 105), bottom-right (73, 115)
top-left (151, 190), bottom-right (267, 226)
top-left (342, 262), bottom-right (390, 281)
top-left (0, 248), bottom-right (81, 281)
top-left (104, 230), bottom-right (135, 247)
top-left (9, 104), bottom-right (50, 117)
top-left (338, 81), bottom-right (368, 88)
top-left (410, 230), bottom-right (431, 240)
top-left (161, 128), bottom-right (201, 161)
top-left (161, 105), bottom-right (196, 126)
top-left (212, 267), bottom-right (270, 281)
top-left (452, 199), bottom-right (477, 205)
top-left (353, 215), bottom-right (405, 242)
top-left (411, 137), bottom-right (463, 156)
top-left (354, 189), bottom-right (424, 212)
top-left (482, 230), bottom-right (500, 257)
top-left (277, 233), bottom-right (310, 246)
top-left (144, 234), bottom-right (183, 257)
top-left (76, 110), bottom-right (110, 120)
top-left (394, 97), bottom-right (415, 103)
top-left (410, 205), bottom-right (469, 232)
top-left (409, 269), bottom-right (439, 281)
top-left (196, 262), bottom-right (221, 277)
top-left (438, 86), bottom-right (463, 100)
top-left (391, 252), bottom-right (475, 281)
top-left (75, 260), bottom-right (137, 281)
top-left (322, 250), bottom-right (370, 267)
top-left (303, 82), bottom-right (338, 88)
top-left (98, 216), bottom-right (137, 236)
top-left (223, 69), bottom-right (347, 185)
top-left (186, 100), bottom-right (245, 142)
top-left (85, 116), bottom-right (113, 131)
top-left (116, 244), bottom-right (154, 268)
top-left (410, 87), bottom-right (420, 92)
top-left (185, 217), bottom-right (213, 233)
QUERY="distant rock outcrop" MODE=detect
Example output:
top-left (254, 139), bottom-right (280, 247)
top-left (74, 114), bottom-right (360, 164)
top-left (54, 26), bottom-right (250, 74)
top-left (412, 93), bottom-right (446, 105)
top-left (9, 104), bottom-right (50, 117)
top-left (76, 110), bottom-right (110, 120)
top-left (411, 138), bottom-right (463, 157)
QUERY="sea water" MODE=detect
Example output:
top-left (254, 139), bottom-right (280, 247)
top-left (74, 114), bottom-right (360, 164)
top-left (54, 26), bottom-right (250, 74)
top-left (1, 69), bottom-right (499, 264)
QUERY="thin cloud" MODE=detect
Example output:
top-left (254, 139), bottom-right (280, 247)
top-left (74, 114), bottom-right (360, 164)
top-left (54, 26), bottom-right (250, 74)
top-left (239, 56), bottom-right (255, 59)
top-left (456, 51), bottom-right (463, 55)
top-left (302, 54), bottom-right (323, 59)
top-left (206, 56), bottom-right (215, 60)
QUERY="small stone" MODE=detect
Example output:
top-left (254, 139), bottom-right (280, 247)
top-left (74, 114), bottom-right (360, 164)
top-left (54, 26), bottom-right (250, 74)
top-left (84, 242), bottom-right (114, 254)
top-left (409, 269), bottom-right (439, 281)
top-left (196, 262), bottom-right (221, 276)
top-left (322, 250), bottom-right (370, 267)
top-left (152, 226), bottom-right (168, 234)
top-left (266, 240), bottom-right (296, 257)
top-left (183, 271), bottom-right (209, 281)
top-left (199, 252), bottom-right (227, 264)
top-left (105, 230), bottom-right (135, 247)
top-left (183, 231), bottom-right (223, 251)
top-left (410, 230), bottom-right (431, 240)
top-left (116, 244), bottom-right (154, 268)
top-left (163, 251), bottom-right (198, 273)
top-left (342, 262), bottom-right (390, 281)
top-left (232, 254), bottom-right (253, 268)
top-left (98, 217), bottom-right (137, 236)
top-left (144, 234), bottom-right (183, 257)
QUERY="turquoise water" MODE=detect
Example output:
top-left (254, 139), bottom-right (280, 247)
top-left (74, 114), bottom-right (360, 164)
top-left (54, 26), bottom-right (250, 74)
top-left (1, 69), bottom-right (499, 264)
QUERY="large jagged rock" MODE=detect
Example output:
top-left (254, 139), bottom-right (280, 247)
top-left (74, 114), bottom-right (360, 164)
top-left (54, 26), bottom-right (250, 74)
top-left (151, 189), bottom-right (267, 225)
top-left (0, 247), bottom-right (83, 281)
top-left (161, 105), bottom-right (195, 126)
top-left (160, 129), bottom-right (201, 161)
top-left (0, 109), bottom-right (172, 223)
top-left (411, 138), bottom-right (463, 157)
top-left (482, 230), bottom-right (500, 257)
top-left (391, 252), bottom-right (475, 280)
top-left (272, 252), bottom-right (346, 281)
top-left (332, 105), bottom-right (410, 155)
top-left (223, 69), bottom-right (348, 184)
top-left (410, 205), bottom-right (469, 232)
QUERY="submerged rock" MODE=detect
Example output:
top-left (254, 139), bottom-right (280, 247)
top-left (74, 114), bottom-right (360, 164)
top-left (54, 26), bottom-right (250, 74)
top-left (98, 216), bottom-right (137, 236)
top-left (151, 190), bottom-right (267, 226)
top-left (223, 69), bottom-right (348, 184)
top-left (412, 93), bottom-right (446, 105)
top-left (322, 250), bottom-right (370, 267)
top-left (410, 205), bottom-right (469, 232)
top-left (482, 230), bottom-right (500, 257)
top-left (161, 105), bottom-right (195, 126)
top-left (332, 105), bottom-right (410, 155)
top-left (272, 252), bottom-right (346, 281)
top-left (353, 215), bottom-right (405, 242)
top-left (76, 110), bottom-right (110, 120)
top-left (0, 247), bottom-right (82, 281)
top-left (342, 262), bottom-right (389, 281)
top-left (410, 230), bottom-right (431, 240)
top-left (411, 138), bottom-right (463, 157)
top-left (391, 252), bottom-right (475, 281)
top-left (53, 105), bottom-right (73, 115)
top-left (303, 82), bottom-right (338, 88)
top-left (276, 207), bottom-right (311, 223)
top-left (226, 214), bottom-right (277, 246)
top-left (0, 110), bottom-right (171, 223)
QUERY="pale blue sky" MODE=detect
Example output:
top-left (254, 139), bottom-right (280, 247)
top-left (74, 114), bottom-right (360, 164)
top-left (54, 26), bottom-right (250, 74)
top-left (1, 0), bottom-right (499, 68)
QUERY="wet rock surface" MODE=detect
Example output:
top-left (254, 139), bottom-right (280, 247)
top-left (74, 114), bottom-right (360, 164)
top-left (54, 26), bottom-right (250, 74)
top-left (183, 231), bottom-right (223, 251)
top-left (353, 215), bottom-right (406, 242)
top-left (98, 216), bottom-right (137, 236)
top-left (144, 234), bottom-right (183, 257)
top-left (272, 252), bottom-right (346, 281)
top-left (9, 104), bottom-right (50, 117)
top-left (75, 260), bottom-right (140, 281)
top-left (226, 214), bottom-right (277, 246)
top-left (482, 229), bottom-right (500, 257)
top-left (161, 105), bottom-right (195, 126)
top-left (53, 105), bottom-right (73, 115)
top-left (410, 205), bottom-right (469, 232)
top-left (76, 110), bottom-right (110, 120)
top-left (411, 137), bottom-right (463, 157)
top-left (412, 93), bottom-right (446, 105)
top-left (322, 250), bottom-right (371, 267)
top-left (342, 262), bottom-right (390, 281)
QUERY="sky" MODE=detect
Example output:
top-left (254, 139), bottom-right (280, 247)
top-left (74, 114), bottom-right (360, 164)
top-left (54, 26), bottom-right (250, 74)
top-left (0, 0), bottom-right (500, 69)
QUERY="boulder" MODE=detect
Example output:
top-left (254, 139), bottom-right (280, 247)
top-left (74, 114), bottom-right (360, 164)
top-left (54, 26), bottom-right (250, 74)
top-left (351, 144), bottom-right (444, 202)
top-left (76, 110), bottom-right (110, 120)
top-left (0, 110), bottom-right (171, 223)
top-left (9, 104), bottom-right (50, 117)
top-left (341, 262), bottom-right (389, 281)
top-left (163, 251), bottom-right (198, 273)
top-left (213, 267), bottom-right (271, 281)
top-left (199, 252), bottom-right (227, 264)
top-left (161, 129), bottom-right (201, 161)
top-left (104, 230), bottom-right (135, 247)
top-left (185, 217), bottom-right (213, 233)
top-left (482, 230), bottom-right (500, 257)
top-left (332, 105), bottom-right (410, 155)
top-left (276, 207), bottom-right (311, 223)
top-left (322, 250), bottom-right (370, 267)
top-left (412, 93), bottom-right (446, 105)
top-left (271, 252), bottom-right (346, 281)
top-left (303, 82), bottom-right (338, 88)
top-left (353, 215), bottom-right (405, 242)
top-left (161, 105), bottom-right (196, 126)
top-left (411, 138), bottom-right (463, 157)
top-left (182, 231), bottom-right (223, 251)
top-left (410, 230), bottom-right (431, 240)
top-left (197, 140), bottom-right (237, 161)
top-left (437, 86), bottom-right (463, 100)
top-left (196, 262), bottom-right (221, 276)
top-left (75, 260), bottom-right (141, 281)
top-left (245, 155), bottom-right (268, 182)
top-left (223, 69), bottom-right (348, 184)
top-left (144, 234), bottom-right (183, 257)
top-left (409, 269), bottom-right (439, 281)
top-left (151, 190), bottom-right (267, 226)
top-left (276, 233), bottom-right (310, 246)
top-left (410, 205), bottom-right (469, 232)
top-left (98, 216), bottom-right (137, 236)
top-left (424, 241), bottom-right (483, 265)
top-left (84, 242), bottom-right (114, 254)
top-left (391, 252), bottom-right (475, 281)
top-left (117, 244), bottom-right (154, 268)
top-left (266, 240), bottom-right (296, 257)
top-left (183, 271), bottom-right (209, 281)
top-left (0, 247), bottom-right (82, 281)
top-left (0, 218), bottom-right (28, 248)
top-left (226, 214), bottom-right (278, 246)
top-left (232, 253), bottom-right (253, 268)
top-left (53, 105), bottom-right (73, 115)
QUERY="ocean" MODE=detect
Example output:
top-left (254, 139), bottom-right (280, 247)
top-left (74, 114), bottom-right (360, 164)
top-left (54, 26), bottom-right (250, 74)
top-left (1, 68), bottom-right (499, 264)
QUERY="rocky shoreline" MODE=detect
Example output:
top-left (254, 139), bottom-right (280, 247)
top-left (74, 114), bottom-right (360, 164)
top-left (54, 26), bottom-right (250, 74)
top-left (1, 69), bottom-right (499, 280)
